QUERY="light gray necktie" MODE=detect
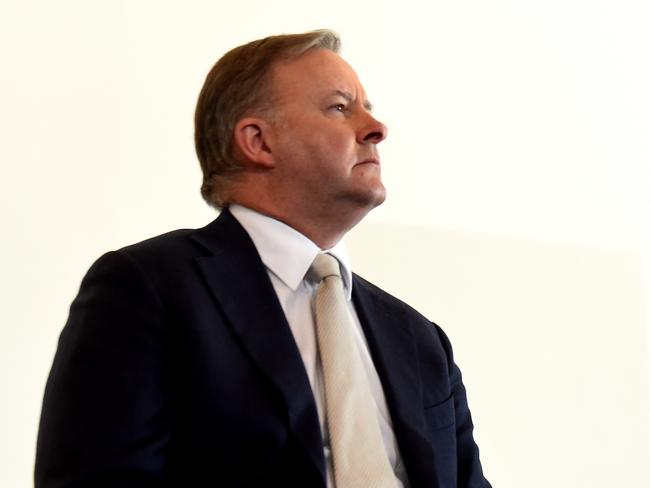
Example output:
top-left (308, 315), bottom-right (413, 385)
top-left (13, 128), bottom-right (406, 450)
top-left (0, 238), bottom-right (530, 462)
top-left (311, 252), bottom-right (396, 488)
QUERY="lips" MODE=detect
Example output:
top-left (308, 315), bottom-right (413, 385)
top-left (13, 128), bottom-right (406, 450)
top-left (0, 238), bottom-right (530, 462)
top-left (356, 156), bottom-right (380, 166)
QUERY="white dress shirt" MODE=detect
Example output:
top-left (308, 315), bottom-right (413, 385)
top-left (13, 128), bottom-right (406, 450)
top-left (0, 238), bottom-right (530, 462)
top-left (230, 204), bottom-right (408, 488)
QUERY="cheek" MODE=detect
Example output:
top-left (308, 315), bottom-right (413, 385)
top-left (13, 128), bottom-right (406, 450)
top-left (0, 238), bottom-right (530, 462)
top-left (314, 130), bottom-right (354, 159)
top-left (280, 120), bottom-right (355, 169)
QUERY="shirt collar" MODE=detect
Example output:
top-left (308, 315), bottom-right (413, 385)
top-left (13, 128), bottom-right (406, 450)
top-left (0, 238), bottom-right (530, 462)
top-left (229, 204), bottom-right (354, 299)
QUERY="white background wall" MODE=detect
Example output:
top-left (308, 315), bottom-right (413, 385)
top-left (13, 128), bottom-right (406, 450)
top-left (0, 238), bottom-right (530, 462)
top-left (1, 0), bottom-right (648, 486)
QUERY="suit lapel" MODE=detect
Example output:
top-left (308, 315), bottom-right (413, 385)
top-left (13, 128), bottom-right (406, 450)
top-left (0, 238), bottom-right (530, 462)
top-left (352, 275), bottom-right (439, 487)
top-left (191, 210), bottom-right (325, 482)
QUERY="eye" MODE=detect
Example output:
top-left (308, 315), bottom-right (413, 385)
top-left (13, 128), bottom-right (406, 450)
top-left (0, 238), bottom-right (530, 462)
top-left (331, 103), bottom-right (346, 112)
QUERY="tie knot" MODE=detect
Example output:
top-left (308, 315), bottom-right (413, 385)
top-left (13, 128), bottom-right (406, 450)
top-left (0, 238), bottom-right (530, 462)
top-left (311, 253), bottom-right (341, 282)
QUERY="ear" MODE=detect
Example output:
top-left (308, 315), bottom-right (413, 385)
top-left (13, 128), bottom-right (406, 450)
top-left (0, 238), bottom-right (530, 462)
top-left (232, 117), bottom-right (275, 169)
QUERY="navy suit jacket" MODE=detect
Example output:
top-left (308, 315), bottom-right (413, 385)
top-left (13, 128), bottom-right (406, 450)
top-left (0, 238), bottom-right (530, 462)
top-left (35, 209), bottom-right (490, 487)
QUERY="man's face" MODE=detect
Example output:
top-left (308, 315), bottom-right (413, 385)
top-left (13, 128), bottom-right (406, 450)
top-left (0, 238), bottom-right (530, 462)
top-left (265, 48), bottom-right (387, 220)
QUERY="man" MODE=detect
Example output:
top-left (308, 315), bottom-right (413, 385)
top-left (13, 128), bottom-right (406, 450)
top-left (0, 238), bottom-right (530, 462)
top-left (36, 30), bottom-right (490, 487)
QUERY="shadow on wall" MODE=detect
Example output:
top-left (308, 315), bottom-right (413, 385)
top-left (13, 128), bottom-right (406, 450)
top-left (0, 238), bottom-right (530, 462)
top-left (347, 222), bottom-right (650, 488)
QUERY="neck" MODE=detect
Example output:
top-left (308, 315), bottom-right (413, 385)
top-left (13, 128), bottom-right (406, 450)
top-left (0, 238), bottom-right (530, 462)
top-left (229, 197), bottom-right (370, 250)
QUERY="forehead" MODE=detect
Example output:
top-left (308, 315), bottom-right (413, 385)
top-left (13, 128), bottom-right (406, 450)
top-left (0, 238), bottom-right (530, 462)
top-left (269, 48), bottom-right (366, 99)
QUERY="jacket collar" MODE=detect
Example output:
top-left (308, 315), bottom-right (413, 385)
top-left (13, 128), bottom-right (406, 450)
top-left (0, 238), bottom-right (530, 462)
top-left (190, 209), bottom-right (326, 483)
top-left (190, 209), bottom-right (437, 486)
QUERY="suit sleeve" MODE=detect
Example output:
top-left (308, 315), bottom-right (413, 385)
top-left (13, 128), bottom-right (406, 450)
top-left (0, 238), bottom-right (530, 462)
top-left (35, 250), bottom-right (171, 487)
top-left (435, 324), bottom-right (492, 488)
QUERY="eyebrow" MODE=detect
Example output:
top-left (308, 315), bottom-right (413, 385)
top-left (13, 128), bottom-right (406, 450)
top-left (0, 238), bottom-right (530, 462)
top-left (332, 90), bottom-right (374, 112)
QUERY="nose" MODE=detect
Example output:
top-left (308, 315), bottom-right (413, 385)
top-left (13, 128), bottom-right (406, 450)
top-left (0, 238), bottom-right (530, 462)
top-left (358, 113), bottom-right (387, 145)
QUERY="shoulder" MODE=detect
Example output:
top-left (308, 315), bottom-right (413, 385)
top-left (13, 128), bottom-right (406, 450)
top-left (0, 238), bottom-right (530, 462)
top-left (352, 272), bottom-right (430, 323)
top-left (85, 228), bottom-right (195, 275)
top-left (352, 272), bottom-right (448, 343)
top-left (352, 272), bottom-right (457, 380)
top-left (102, 211), bottom-right (233, 270)
top-left (119, 228), bottom-right (199, 261)
top-left (83, 218), bottom-right (224, 294)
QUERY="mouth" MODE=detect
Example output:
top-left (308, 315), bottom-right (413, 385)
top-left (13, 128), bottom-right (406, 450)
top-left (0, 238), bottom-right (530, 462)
top-left (356, 157), bottom-right (380, 166)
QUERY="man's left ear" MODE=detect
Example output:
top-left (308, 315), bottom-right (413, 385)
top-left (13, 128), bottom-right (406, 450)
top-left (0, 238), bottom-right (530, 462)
top-left (232, 117), bottom-right (275, 169)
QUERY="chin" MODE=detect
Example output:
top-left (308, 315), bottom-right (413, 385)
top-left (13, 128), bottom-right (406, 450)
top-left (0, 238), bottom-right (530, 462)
top-left (368, 184), bottom-right (387, 207)
top-left (352, 185), bottom-right (386, 212)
